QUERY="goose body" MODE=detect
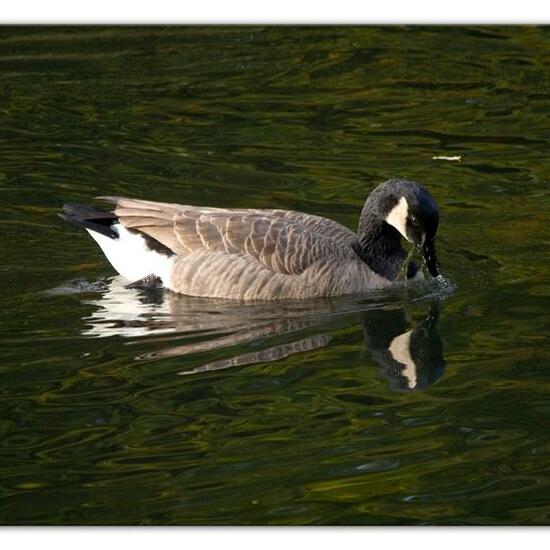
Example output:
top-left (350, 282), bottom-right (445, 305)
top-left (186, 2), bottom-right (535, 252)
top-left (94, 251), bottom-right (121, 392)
top-left (61, 179), bottom-right (440, 300)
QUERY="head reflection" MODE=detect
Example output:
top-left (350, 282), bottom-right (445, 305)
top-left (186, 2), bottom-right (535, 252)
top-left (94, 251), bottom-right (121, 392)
top-left (362, 304), bottom-right (445, 391)
top-left (81, 276), bottom-right (446, 392)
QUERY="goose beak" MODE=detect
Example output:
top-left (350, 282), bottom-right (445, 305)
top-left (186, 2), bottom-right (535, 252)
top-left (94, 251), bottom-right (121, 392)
top-left (419, 237), bottom-right (439, 277)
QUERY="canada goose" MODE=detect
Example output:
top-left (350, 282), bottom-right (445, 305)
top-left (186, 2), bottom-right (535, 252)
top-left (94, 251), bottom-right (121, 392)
top-left (60, 178), bottom-right (440, 300)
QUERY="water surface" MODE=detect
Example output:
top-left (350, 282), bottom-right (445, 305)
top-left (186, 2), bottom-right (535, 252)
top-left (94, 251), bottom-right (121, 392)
top-left (0, 26), bottom-right (549, 525)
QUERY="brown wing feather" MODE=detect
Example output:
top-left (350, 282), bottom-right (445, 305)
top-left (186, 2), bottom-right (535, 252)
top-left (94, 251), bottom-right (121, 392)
top-left (98, 196), bottom-right (360, 275)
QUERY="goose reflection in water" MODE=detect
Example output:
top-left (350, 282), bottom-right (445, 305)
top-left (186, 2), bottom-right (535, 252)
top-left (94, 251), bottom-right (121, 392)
top-left (77, 276), bottom-right (447, 392)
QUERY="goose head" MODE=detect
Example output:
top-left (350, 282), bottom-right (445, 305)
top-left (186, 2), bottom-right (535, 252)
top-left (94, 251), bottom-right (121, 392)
top-left (361, 179), bottom-right (440, 278)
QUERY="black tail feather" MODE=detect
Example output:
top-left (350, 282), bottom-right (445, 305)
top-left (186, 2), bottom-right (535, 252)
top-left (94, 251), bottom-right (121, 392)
top-left (59, 203), bottom-right (119, 239)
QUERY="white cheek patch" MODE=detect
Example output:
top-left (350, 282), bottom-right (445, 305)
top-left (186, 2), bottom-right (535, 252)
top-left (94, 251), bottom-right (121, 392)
top-left (385, 196), bottom-right (409, 241)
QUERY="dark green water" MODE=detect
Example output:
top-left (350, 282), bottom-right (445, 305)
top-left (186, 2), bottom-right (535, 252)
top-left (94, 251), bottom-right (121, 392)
top-left (0, 26), bottom-right (549, 525)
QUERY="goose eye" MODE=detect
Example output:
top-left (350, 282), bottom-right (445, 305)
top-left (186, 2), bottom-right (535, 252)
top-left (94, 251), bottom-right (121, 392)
top-left (410, 215), bottom-right (418, 226)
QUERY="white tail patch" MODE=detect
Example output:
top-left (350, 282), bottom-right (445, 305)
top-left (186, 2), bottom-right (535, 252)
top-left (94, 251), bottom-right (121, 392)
top-left (86, 224), bottom-right (174, 285)
top-left (385, 196), bottom-right (409, 241)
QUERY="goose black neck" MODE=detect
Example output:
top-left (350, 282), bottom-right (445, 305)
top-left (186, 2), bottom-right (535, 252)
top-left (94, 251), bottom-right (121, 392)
top-left (353, 211), bottom-right (416, 281)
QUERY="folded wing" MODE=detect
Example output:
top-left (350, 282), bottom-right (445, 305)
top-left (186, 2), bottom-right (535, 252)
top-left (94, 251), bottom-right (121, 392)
top-left (99, 196), bottom-right (360, 276)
